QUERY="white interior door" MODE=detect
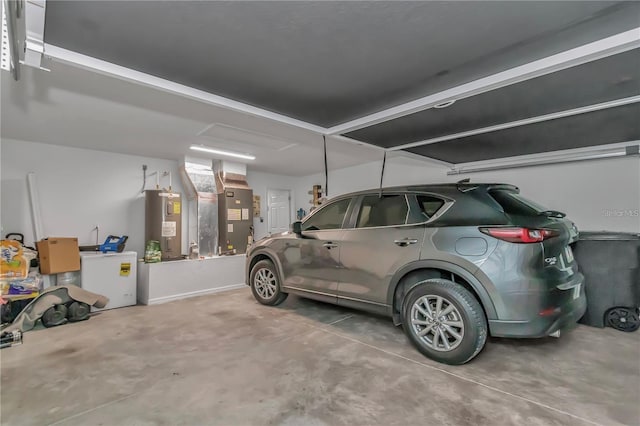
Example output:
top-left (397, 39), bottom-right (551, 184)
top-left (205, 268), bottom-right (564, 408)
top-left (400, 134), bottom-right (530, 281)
top-left (268, 189), bottom-right (291, 235)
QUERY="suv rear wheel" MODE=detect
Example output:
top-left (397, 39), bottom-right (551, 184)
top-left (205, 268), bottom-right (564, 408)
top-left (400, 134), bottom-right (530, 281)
top-left (402, 278), bottom-right (487, 365)
top-left (250, 259), bottom-right (288, 306)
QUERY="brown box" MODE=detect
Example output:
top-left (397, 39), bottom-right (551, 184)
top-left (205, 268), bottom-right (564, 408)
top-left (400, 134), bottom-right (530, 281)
top-left (36, 238), bottom-right (81, 275)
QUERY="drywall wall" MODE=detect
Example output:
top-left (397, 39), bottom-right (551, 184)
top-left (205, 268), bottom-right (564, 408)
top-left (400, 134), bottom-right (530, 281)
top-left (246, 170), bottom-right (297, 240)
top-left (1, 139), bottom-right (187, 257)
top-left (1, 139), bottom-right (301, 256)
top-left (295, 155), bottom-right (640, 233)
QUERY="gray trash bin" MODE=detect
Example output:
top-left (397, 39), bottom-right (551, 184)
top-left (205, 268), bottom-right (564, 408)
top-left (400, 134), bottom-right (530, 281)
top-left (572, 232), bottom-right (640, 331)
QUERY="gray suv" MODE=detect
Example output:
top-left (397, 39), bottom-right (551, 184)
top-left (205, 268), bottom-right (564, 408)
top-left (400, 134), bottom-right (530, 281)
top-left (246, 182), bottom-right (586, 364)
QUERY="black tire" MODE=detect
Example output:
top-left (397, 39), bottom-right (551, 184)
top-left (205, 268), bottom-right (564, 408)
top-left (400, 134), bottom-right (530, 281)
top-left (605, 307), bottom-right (640, 332)
top-left (41, 304), bottom-right (69, 328)
top-left (402, 278), bottom-right (487, 365)
top-left (249, 259), bottom-right (288, 306)
top-left (67, 302), bottom-right (91, 322)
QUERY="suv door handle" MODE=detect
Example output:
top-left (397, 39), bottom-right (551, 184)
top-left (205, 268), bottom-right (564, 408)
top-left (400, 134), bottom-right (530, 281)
top-left (323, 242), bottom-right (338, 249)
top-left (394, 238), bottom-right (418, 247)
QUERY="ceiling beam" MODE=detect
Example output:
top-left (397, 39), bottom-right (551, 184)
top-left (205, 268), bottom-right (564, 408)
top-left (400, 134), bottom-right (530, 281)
top-left (386, 150), bottom-right (454, 168)
top-left (44, 44), bottom-right (327, 134)
top-left (389, 95), bottom-right (640, 151)
top-left (326, 28), bottom-right (640, 135)
top-left (23, 0), bottom-right (46, 70)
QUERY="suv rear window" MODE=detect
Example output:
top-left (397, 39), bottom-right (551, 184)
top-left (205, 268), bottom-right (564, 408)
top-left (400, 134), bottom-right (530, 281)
top-left (489, 190), bottom-right (548, 216)
top-left (416, 195), bottom-right (445, 219)
top-left (357, 195), bottom-right (408, 228)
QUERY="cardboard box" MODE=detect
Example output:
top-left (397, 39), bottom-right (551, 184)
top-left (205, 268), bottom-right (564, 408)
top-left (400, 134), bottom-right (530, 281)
top-left (37, 238), bottom-right (81, 275)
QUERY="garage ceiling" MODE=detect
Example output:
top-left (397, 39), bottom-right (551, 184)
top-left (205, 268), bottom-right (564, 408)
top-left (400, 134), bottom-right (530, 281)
top-left (45, 1), bottom-right (638, 126)
top-left (346, 50), bottom-right (640, 148)
top-left (407, 103), bottom-right (640, 163)
top-left (3, 1), bottom-right (640, 169)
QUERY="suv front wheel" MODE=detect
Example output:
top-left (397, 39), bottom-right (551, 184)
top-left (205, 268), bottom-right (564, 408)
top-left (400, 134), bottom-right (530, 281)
top-left (250, 259), bottom-right (288, 306)
top-left (402, 278), bottom-right (487, 365)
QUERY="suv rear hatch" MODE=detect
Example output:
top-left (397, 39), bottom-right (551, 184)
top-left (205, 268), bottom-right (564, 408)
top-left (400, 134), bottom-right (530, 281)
top-left (487, 188), bottom-right (579, 280)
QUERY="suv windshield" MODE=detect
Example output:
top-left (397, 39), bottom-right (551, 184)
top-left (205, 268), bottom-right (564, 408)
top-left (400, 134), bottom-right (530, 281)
top-left (489, 189), bottom-right (548, 217)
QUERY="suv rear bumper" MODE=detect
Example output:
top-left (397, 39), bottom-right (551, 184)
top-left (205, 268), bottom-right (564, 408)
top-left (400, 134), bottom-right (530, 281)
top-left (488, 274), bottom-right (587, 338)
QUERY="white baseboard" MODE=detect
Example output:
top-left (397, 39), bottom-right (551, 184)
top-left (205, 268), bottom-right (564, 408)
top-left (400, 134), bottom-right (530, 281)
top-left (146, 283), bottom-right (247, 305)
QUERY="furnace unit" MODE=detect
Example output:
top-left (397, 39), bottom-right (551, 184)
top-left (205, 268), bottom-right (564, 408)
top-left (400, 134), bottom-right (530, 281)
top-left (145, 190), bottom-right (183, 260)
top-left (215, 161), bottom-right (253, 254)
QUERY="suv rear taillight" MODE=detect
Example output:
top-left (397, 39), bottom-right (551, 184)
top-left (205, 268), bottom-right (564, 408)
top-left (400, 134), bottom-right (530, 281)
top-left (479, 227), bottom-right (558, 243)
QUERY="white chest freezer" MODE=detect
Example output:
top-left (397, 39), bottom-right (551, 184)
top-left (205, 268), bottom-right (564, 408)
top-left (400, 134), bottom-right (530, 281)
top-left (79, 251), bottom-right (137, 311)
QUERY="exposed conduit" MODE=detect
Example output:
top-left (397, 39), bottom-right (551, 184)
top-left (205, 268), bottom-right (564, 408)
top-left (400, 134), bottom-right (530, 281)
top-left (323, 135), bottom-right (328, 197)
top-left (379, 151), bottom-right (387, 198)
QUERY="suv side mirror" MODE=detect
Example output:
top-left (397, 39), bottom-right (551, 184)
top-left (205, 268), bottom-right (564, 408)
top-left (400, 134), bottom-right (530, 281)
top-left (292, 221), bottom-right (302, 235)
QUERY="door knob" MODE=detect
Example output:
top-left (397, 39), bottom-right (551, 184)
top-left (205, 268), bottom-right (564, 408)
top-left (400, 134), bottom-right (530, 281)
top-left (394, 238), bottom-right (418, 247)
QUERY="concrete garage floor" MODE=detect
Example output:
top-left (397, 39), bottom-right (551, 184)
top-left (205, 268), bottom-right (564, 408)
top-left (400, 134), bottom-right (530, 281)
top-left (1, 288), bottom-right (638, 426)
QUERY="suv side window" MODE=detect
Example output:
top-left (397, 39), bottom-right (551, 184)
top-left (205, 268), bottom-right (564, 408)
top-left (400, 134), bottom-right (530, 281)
top-left (356, 195), bottom-right (408, 228)
top-left (416, 195), bottom-right (446, 220)
top-left (302, 198), bottom-right (351, 231)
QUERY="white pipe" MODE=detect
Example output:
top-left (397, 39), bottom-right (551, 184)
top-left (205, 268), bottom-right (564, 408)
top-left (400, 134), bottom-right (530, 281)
top-left (26, 172), bottom-right (44, 241)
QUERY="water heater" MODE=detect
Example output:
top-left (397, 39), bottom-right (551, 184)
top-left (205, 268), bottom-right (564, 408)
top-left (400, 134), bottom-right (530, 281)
top-left (145, 190), bottom-right (182, 260)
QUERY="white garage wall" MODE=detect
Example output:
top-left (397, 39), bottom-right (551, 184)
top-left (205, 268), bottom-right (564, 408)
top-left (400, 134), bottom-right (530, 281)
top-left (0, 139), bottom-right (301, 254)
top-left (1, 139), bottom-right (187, 256)
top-left (295, 155), bottom-right (640, 233)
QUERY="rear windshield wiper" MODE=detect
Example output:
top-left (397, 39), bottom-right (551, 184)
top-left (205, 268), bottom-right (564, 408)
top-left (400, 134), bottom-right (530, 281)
top-left (538, 210), bottom-right (566, 218)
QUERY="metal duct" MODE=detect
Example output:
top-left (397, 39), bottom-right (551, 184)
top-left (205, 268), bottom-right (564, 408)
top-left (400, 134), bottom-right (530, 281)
top-left (179, 160), bottom-right (218, 257)
top-left (213, 160), bottom-right (250, 190)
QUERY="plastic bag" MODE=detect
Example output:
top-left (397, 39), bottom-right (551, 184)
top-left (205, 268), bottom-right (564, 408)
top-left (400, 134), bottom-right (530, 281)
top-left (1, 240), bottom-right (29, 280)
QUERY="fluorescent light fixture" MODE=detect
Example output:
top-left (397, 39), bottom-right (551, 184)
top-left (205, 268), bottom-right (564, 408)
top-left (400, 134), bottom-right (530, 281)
top-left (189, 145), bottom-right (255, 160)
top-left (447, 145), bottom-right (638, 175)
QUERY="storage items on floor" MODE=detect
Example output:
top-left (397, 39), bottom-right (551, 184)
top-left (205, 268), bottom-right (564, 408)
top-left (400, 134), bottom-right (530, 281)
top-left (573, 232), bottom-right (640, 331)
top-left (36, 237), bottom-right (81, 275)
top-left (1, 239), bottom-right (42, 323)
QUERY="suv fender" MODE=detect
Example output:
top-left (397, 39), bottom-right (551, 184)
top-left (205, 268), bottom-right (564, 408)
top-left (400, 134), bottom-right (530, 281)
top-left (246, 248), bottom-right (284, 285)
top-left (387, 260), bottom-right (498, 324)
